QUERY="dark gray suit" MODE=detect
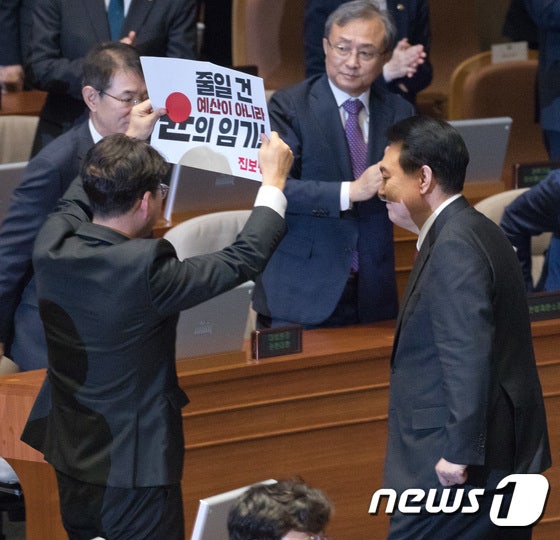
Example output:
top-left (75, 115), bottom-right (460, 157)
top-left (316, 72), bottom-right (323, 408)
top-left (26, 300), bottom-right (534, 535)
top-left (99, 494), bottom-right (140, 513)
top-left (27, 0), bottom-right (197, 153)
top-left (21, 178), bottom-right (285, 489)
top-left (0, 120), bottom-right (93, 371)
top-left (384, 196), bottom-right (551, 538)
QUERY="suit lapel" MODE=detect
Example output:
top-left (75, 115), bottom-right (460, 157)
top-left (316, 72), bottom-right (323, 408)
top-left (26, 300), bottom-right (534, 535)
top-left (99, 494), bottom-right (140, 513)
top-left (310, 76), bottom-right (353, 179)
top-left (367, 85), bottom-right (392, 165)
top-left (82, 0), bottom-right (111, 42)
top-left (391, 196), bottom-right (470, 362)
top-left (123, 0), bottom-right (155, 36)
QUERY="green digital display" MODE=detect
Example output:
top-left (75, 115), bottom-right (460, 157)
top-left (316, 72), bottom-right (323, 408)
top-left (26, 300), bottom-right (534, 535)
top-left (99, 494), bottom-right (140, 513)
top-left (527, 291), bottom-right (560, 321)
top-left (251, 325), bottom-right (303, 360)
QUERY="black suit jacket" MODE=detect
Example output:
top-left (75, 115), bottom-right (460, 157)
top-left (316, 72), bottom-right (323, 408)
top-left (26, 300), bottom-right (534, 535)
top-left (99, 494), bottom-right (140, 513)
top-left (384, 197), bottom-right (551, 495)
top-left (0, 0), bottom-right (33, 65)
top-left (27, 0), bottom-right (197, 149)
top-left (22, 178), bottom-right (285, 487)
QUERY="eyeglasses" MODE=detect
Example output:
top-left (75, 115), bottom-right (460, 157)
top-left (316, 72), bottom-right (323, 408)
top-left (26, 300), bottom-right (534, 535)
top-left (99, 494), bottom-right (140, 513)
top-left (159, 183), bottom-right (169, 200)
top-left (97, 89), bottom-right (145, 106)
top-left (326, 38), bottom-right (383, 62)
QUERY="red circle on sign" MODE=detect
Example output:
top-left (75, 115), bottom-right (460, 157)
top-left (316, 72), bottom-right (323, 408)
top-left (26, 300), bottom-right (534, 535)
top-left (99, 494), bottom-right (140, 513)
top-left (165, 92), bottom-right (192, 123)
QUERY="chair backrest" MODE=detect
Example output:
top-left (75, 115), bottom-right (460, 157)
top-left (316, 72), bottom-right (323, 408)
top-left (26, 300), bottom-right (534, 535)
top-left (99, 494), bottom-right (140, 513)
top-left (0, 161), bottom-right (27, 226)
top-left (426, 0), bottom-right (482, 99)
top-left (232, 0), bottom-right (305, 92)
top-left (163, 209), bottom-right (252, 259)
top-left (447, 51), bottom-right (547, 185)
top-left (0, 115), bottom-right (38, 164)
top-left (164, 210), bottom-right (255, 337)
top-left (0, 355), bottom-right (20, 375)
top-left (474, 188), bottom-right (552, 286)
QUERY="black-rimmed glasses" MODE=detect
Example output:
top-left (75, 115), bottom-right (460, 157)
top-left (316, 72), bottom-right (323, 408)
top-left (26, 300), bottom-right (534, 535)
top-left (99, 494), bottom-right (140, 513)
top-left (159, 183), bottom-right (169, 200)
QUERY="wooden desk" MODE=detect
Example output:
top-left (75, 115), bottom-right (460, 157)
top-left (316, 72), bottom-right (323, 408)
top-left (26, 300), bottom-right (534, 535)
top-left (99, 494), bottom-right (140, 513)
top-left (0, 90), bottom-right (46, 116)
top-left (1, 318), bottom-right (559, 539)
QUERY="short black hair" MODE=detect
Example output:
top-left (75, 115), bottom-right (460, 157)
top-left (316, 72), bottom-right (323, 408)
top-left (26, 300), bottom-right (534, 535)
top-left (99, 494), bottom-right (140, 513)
top-left (228, 478), bottom-right (332, 540)
top-left (81, 134), bottom-right (169, 218)
top-left (386, 115), bottom-right (470, 194)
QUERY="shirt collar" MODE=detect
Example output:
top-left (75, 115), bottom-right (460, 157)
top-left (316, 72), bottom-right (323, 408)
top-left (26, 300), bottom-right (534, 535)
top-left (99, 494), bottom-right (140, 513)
top-left (88, 118), bottom-right (104, 144)
top-left (417, 193), bottom-right (462, 250)
top-left (328, 79), bottom-right (370, 114)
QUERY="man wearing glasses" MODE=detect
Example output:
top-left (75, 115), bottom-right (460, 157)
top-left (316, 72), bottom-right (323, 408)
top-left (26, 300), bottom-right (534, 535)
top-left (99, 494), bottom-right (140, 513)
top-left (304, 0), bottom-right (432, 105)
top-left (252, 0), bottom-right (414, 330)
top-left (21, 132), bottom-right (292, 539)
top-left (0, 41), bottom-right (164, 373)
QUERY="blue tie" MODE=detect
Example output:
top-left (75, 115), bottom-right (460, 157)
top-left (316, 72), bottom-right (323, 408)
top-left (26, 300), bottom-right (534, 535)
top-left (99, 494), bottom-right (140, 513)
top-left (108, 0), bottom-right (124, 41)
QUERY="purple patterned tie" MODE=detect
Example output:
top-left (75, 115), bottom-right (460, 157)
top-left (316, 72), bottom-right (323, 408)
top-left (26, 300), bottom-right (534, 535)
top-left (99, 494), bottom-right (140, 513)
top-left (342, 99), bottom-right (366, 272)
top-left (342, 99), bottom-right (367, 178)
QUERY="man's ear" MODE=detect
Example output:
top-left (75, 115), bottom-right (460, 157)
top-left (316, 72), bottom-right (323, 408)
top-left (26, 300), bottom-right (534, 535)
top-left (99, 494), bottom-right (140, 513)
top-left (418, 165), bottom-right (434, 194)
top-left (82, 86), bottom-right (99, 112)
top-left (322, 37), bottom-right (329, 57)
top-left (139, 191), bottom-right (152, 218)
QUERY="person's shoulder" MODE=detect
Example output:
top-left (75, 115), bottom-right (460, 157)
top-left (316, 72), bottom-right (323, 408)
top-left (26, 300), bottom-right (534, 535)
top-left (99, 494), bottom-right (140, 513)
top-left (369, 80), bottom-right (416, 115)
top-left (271, 74), bottom-right (327, 100)
top-left (32, 121), bottom-right (91, 163)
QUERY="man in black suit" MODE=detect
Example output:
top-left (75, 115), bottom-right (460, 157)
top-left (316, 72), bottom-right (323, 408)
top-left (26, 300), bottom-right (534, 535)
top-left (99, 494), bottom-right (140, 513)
top-left (21, 132), bottom-right (292, 539)
top-left (378, 115), bottom-right (551, 539)
top-left (27, 0), bottom-right (197, 154)
top-left (304, 0), bottom-right (432, 104)
top-left (0, 41), bottom-right (163, 372)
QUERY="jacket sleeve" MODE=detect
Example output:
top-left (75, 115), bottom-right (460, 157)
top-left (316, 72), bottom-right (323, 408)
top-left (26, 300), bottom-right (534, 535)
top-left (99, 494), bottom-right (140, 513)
top-left (500, 172), bottom-right (560, 290)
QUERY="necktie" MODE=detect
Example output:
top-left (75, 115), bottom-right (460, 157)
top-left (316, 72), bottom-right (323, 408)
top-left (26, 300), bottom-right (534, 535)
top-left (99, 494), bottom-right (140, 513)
top-left (342, 99), bottom-right (368, 179)
top-left (342, 99), bottom-right (367, 272)
top-left (108, 0), bottom-right (125, 41)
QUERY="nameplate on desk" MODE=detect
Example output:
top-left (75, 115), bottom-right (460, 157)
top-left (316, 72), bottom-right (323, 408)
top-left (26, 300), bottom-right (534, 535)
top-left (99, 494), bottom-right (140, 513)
top-left (251, 325), bottom-right (302, 360)
top-left (491, 41), bottom-right (528, 63)
top-left (528, 291), bottom-right (560, 321)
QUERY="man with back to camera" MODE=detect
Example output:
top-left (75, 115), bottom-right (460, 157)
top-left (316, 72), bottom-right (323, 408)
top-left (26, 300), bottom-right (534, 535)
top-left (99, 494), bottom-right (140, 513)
top-left (252, 0), bottom-right (415, 329)
top-left (0, 41), bottom-right (164, 372)
top-left (20, 131), bottom-right (292, 539)
top-left (377, 115), bottom-right (551, 539)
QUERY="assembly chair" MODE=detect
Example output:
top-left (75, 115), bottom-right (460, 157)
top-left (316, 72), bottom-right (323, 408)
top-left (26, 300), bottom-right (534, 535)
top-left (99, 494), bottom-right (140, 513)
top-left (474, 188), bottom-right (552, 287)
top-left (447, 50), bottom-right (547, 185)
top-left (232, 0), bottom-right (305, 97)
top-left (0, 115), bottom-right (38, 164)
top-left (163, 210), bottom-right (256, 335)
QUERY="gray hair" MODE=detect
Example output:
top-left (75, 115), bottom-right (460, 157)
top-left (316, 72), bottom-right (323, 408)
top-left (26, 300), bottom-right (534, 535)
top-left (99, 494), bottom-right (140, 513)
top-left (324, 0), bottom-right (397, 54)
